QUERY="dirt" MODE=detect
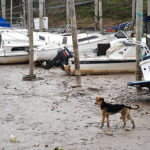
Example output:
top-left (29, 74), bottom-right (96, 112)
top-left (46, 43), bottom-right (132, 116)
top-left (0, 64), bottom-right (150, 150)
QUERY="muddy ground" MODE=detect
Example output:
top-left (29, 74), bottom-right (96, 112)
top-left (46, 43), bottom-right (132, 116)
top-left (0, 64), bottom-right (150, 150)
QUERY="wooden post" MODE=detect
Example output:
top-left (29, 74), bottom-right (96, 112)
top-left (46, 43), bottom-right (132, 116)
top-left (1, 0), bottom-right (6, 19)
top-left (146, 0), bottom-right (150, 51)
top-left (22, 0), bottom-right (26, 26)
top-left (43, 0), bottom-right (46, 17)
top-left (10, 0), bottom-right (13, 24)
top-left (39, 0), bottom-right (44, 32)
top-left (23, 0), bottom-right (36, 81)
top-left (66, 0), bottom-right (70, 25)
top-left (132, 0), bottom-right (136, 22)
top-left (148, 0), bottom-right (150, 16)
top-left (136, 0), bottom-right (143, 93)
top-left (28, 0), bottom-right (34, 76)
top-left (26, 0), bottom-right (29, 29)
top-left (94, 0), bottom-right (99, 30)
top-left (44, 0), bottom-right (48, 18)
top-left (146, 19), bottom-right (150, 51)
top-left (70, 0), bottom-right (81, 87)
top-left (99, 0), bottom-right (103, 34)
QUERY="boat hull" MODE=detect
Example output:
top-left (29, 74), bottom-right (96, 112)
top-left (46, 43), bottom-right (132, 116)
top-left (64, 60), bottom-right (136, 75)
top-left (140, 56), bottom-right (150, 81)
top-left (0, 54), bottom-right (29, 64)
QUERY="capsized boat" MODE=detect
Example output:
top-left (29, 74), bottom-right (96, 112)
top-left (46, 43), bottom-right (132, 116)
top-left (64, 34), bottom-right (148, 75)
top-left (33, 31), bottom-right (114, 62)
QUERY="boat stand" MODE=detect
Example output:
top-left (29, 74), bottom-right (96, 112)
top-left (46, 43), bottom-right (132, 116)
top-left (127, 81), bottom-right (150, 92)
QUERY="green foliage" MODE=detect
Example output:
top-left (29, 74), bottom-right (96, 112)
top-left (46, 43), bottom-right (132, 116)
top-left (103, 0), bottom-right (132, 19)
top-left (76, 4), bottom-right (94, 19)
top-left (75, 0), bottom-right (148, 22)
top-left (104, 0), bottom-right (148, 20)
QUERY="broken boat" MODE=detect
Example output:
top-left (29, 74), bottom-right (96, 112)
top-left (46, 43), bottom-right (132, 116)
top-left (63, 31), bottom-right (148, 75)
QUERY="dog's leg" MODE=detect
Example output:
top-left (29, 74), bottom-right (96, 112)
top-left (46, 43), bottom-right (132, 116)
top-left (122, 115), bottom-right (126, 128)
top-left (127, 115), bottom-right (135, 128)
top-left (106, 114), bottom-right (109, 127)
top-left (101, 111), bottom-right (106, 128)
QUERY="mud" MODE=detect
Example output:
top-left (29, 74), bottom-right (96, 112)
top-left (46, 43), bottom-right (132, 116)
top-left (0, 64), bottom-right (150, 150)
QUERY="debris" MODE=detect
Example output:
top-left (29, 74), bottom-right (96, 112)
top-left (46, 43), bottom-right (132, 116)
top-left (104, 131), bottom-right (113, 136)
top-left (54, 147), bottom-right (64, 150)
top-left (45, 144), bottom-right (48, 147)
top-left (125, 128), bottom-right (131, 131)
top-left (71, 85), bottom-right (82, 88)
top-left (87, 87), bottom-right (99, 92)
top-left (9, 135), bottom-right (17, 143)
top-left (34, 143), bottom-right (40, 147)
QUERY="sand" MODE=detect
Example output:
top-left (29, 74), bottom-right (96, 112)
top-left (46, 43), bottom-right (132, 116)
top-left (0, 64), bottom-right (150, 150)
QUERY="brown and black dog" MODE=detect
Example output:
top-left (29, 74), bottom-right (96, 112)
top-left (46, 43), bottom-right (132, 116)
top-left (95, 97), bottom-right (139, 128)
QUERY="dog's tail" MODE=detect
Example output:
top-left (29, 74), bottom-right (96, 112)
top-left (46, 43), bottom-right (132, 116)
top-left (128, 105), bottom-right (139, 110)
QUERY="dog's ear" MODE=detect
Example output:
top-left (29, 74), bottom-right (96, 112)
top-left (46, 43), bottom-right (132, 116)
top-left (96, 97), bottom-right (104, 101)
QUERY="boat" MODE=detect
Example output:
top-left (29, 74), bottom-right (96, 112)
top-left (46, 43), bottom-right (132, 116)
top-left (140, 56), bottom-right (150, 81)
top-left (63, 31), bottom-right (148, 75)
top-left (0, 26), bottom-right (115, 64)
top-left (0, 28), bottom-right (29, 64)
top-left (0, 28), bottom-right (133, 65)
top-left (33, 31), bottom-right (115, 62)
top-left (127, 43), bottom-right (150, 90)
top-left (0, 28), bottom-right (66, 64)
top-left (139, 15), bottom-right (150, 81)
top-left (64, 55), bottom-right (136, 75)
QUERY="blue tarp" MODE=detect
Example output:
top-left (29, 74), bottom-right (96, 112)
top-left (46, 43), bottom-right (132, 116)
top-left (0, 16), bottom-right (11, 27)
top-left (144, 16), bottom-right (150, 22)
top-left (111, 16), bottom-right (150, 31)
top-left (111, 23), bottom-right (129, 30)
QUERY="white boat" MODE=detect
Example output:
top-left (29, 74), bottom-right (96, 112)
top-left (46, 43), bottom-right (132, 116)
top-left (127, 42), bottom-right (150, 90)
top-left (34, 44), bottom-right (61, 62)
top-left (0, 28), bottom-right (29, 64)
top-left (0, 28), bottom-right (134, 65)
top-left (64, 57), bottom-right (136, 75)
top-left (0, 27), bottom-right (114, 64)
top-left (0, 28), bottom-right (66, 64)
top-left (64, 32), bottom-right (148, 75)
top-left (33, 32), bottom-right (114, 62)
top-left (140, 56), bottom-right (150, 81)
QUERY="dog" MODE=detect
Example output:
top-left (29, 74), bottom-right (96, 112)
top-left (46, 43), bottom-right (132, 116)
top-left (95, 97), bottom-right (139, 128)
